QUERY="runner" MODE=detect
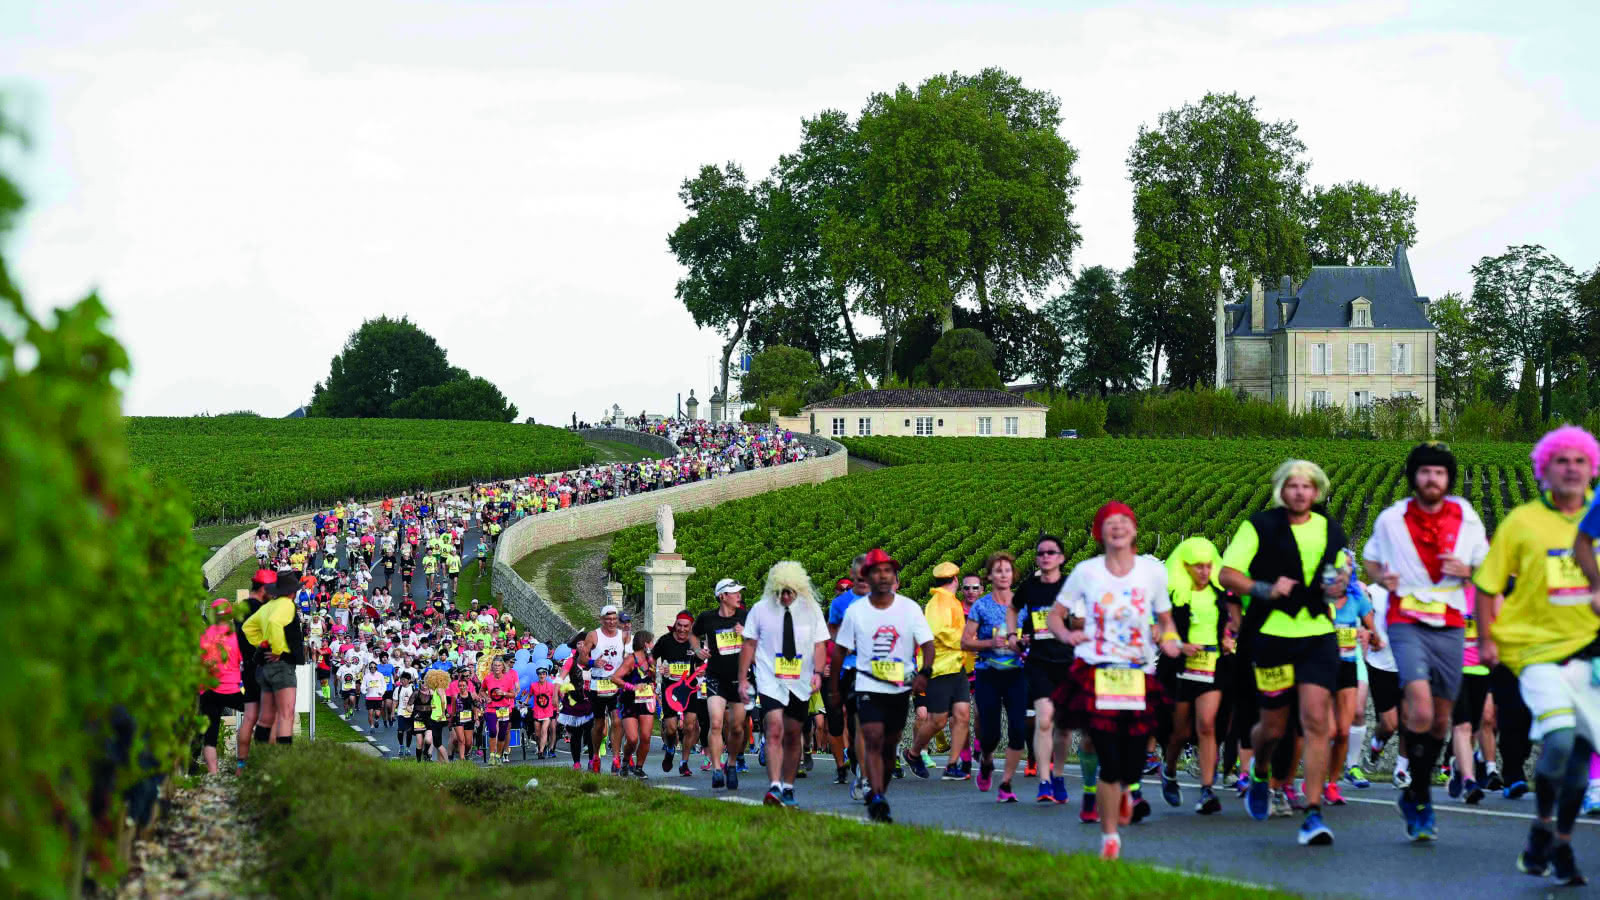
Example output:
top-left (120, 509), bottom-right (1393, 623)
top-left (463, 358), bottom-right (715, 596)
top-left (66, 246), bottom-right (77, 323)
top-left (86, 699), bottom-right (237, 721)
top-left (577, 605), bottom-right (629, 774)
top-left (1158, 537), bottom-right (1231, 815)
top-left (739, 561), bottom-right (829, 808)
top-left (1354, 580), bottom-right (1401, 790)
top-left (234, 570), bottom-right (274, 770)
top-left (827, 556), bottom-right (871, 790)
top-left (1218, 459), bottom-right (1348, 846)
top-left (197, 599), bottom-right (244, 775)
top-left (482, 657), bottom-right (518, 765)
top-left (963, 551), bottom-right (1029, 803)
top-left (652, 611), bottom-right (703, 776)
top-left (1478, 425), bottom-right (1600, 885)
top-left (1362, 442), bottom-right (1488, 841)
top-left (361, 661), bottom-right (386, 729)
top-left (694, 581), bottom-right (750, 790)
top-left (242, 573), bottom-right (305, 747)
top-left (614, 631), bottom-right (659, 777)
top-left (1325, 555), bottom-right (1379, 807)
top-left (1049, 501), bottom-right (1181, 860)
top-left (1019, 535), bottom-right (1074, 807)
top-left (827, 548), bottom-right (934, 823)
top-left (528, 664), bottom-right (558, 758)
top-left (904, 561), bottom-right (973, 782)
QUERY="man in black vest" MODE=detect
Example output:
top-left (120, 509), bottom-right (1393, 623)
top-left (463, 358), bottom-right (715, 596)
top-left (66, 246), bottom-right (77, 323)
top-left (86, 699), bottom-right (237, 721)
top-left (1220, 459), bottom-right (1348, 847)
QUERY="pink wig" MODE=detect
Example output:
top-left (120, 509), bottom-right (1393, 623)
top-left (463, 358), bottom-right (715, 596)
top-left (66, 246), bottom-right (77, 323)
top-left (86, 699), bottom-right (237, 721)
top-left (1531, 425), bottom-right (1600, 483)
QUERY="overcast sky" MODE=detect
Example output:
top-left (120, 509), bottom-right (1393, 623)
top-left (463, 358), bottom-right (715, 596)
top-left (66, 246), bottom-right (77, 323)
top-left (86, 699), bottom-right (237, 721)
top-left (4, 0), bottom-right (1596, 423)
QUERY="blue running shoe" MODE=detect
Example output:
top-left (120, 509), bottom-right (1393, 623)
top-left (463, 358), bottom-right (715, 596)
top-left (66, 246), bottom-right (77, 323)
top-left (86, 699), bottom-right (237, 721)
top-left (1051, 775), bottom-right (1068, 805)
top-left (781, 787), bottom-right (797, 808)
top-left (1343, 766), bottom-right (1371, 789)
top-left (902, 748), bottom-right (930, 780)
top-left (1233, 774), bottom-right (1251, 797)
top-left (725, 763), bottom-right (739, 791)
top-left (736, 756), bottom-right (748, 773)
top-left (1036, 781), bottom-right (1054, 803)
top-left (1161, 772), bottom-right (1182, 807)
top-left (1447, 770), bottom-right (1463, 800)
top-left (1246, 777), bottom-right (1271, 821)
top-left (1415, 801), bottom-right (1437, 841)
top-left (1397, 794), bottom-right (1420, 840)
top-left (1298, 811), bottom-right (1334, 846)
top-left (1504, 779), bottom-right (1529, 800)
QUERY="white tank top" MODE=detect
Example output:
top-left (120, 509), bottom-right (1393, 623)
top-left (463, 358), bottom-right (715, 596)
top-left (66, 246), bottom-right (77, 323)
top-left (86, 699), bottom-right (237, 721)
top-left (591, 628), bottom-right (627, 676)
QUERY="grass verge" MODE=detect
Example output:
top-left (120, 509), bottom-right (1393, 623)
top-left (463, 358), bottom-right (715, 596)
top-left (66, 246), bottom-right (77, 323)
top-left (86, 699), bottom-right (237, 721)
top-left (308, 700), bottom-right (369, 743)
top-left (242, 742), bottom-right (1297, 900)
top-left (584, 438), bottom-right (662, 463)
top-left (511, 534), bottom-right (611, 629)
top-left (192, 521), bottom-right (251, 553)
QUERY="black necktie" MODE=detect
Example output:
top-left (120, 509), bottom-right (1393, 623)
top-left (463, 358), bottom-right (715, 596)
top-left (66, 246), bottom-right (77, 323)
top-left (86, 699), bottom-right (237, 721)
top-left (782, 606), bottom-right (796, 658)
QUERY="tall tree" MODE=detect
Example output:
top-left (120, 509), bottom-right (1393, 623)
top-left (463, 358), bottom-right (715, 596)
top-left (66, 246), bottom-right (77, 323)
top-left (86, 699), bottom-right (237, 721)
top-left (986, 302), bottom-right (1065, 388)
top-left (926, 328), bottom-right (1003, 389)
top-left (309, 316), bottom-right (455, 418)
top-left (1469, 244), bottom-right (1578, 419)
top-left (739, 345), bottom-right (822, 405)
top-left (390, 376), bottom-right (518, 422)
top-left (1303, 181), bottom-right (1418, 265)
top-left (1043, 266), bottom-right (1145, 396)
top-left (668, 163), bottom-right (769, 405)
top-left (1126, 93), bottom-right (1309, 388)
top-left (1572, 265), bottom-right (1600, 370)
top-left (1431, 291), bottom-right (1504, 412)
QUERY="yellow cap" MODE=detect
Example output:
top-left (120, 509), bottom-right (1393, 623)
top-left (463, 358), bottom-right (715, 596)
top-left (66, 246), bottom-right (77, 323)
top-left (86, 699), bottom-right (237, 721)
top-left (932, 561), bottom-right (961, 579)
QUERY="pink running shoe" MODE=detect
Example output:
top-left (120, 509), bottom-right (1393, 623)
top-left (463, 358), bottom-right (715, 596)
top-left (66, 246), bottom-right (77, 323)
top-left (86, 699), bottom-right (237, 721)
top-left (976, 763), bottom-right (993, 793)
top-left (997, 784), bottom-right (1018, 803)
top-left (1323, 782), bottom-right (1347, 806)
top-left (1284, 782), bottom-right (1308, 810)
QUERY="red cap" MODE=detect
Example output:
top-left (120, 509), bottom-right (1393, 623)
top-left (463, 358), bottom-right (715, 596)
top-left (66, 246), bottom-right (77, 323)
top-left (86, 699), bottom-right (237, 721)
top-left (674, 611), bottom-right (694, 623)
top-left (834, 577), bottom-right (853, 592)
top-left (253, 568), bottom-right (278, 585)
top-left (860, 547), bottom-right (900, 574)
top-left (1091, 501), bottom-right (1137, 544)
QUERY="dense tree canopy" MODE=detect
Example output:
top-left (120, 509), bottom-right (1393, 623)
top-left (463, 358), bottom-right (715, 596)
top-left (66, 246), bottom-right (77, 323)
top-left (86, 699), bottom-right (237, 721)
top-left (308, 316), bottom-right (515, 421)
top-left (1303, 181), bottom-right (1418, 266)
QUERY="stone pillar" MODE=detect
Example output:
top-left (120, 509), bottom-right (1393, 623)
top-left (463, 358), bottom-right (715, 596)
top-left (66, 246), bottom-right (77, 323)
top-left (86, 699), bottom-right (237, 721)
top-left (604, 581), bottom-right (624, 610)
top-left (635, 554), bottom-right (695, 635)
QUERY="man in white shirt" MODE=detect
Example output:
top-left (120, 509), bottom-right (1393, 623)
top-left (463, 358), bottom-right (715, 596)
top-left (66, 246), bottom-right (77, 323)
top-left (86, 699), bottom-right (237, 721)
top-left (739, 561), bottom-right (829, 808)
top-left (828, 548), bottom-right (934, 824)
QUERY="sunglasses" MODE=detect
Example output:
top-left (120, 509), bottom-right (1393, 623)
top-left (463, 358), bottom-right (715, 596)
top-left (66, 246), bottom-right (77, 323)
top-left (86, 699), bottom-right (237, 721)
top-left (1036, 549), bottom-right (1062, 556)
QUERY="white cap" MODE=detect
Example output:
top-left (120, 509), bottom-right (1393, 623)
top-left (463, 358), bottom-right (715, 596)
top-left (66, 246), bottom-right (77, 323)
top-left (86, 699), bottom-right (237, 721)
top-left (599, 604), bottom-right (620, 616)
top-left (714, 578), bottom-right (744, 597)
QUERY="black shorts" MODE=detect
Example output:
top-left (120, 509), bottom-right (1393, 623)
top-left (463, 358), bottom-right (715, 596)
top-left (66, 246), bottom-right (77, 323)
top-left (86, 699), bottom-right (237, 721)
top-left (759, 692), bottom-right (810, 723)
top-left (383, 688), bottom-right (394, 700)
top-left (341, 689), bottom-right (358, 702)
top-left (199, 690), bottom-right (244, 719)
top-left (1453, 671), bottom-right (1491, 728)
top-left (702, 672), bottom-right (745, 706)
top-left (854, 690), bottom-right (911, 735)
top-left (1337, 660), bottom-right (1360, 691)
top-left (590, 693), bottom-right (620, 718)
top-left (1172, 653), bottom-right (1230, 703)
top-left (1251, 632), bottom-right (1339, 710)
top-left (690, 694), bottom-right (709, 727)
top-left (1025, 657), bottom-right (1074, 703)
top-left (620, 698), bottom-right (656, 720)
top-left (1368, 667), bottom-right (1402, 715)
top-left (917, 672), bottom-right (972, 716)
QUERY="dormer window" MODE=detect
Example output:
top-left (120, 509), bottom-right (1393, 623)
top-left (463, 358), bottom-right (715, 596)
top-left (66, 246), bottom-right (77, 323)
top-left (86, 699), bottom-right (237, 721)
top-left (1351, 298), bottom-right (1372, 328)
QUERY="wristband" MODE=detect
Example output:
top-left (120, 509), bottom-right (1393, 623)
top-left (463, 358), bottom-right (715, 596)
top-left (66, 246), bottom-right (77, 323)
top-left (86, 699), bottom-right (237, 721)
top-left (1249, 581), bottom-right (1273, 601)
top-left (918, 668), bottom-right (933, 679)
top-left (1160, 632), bottom-right (1179, 642)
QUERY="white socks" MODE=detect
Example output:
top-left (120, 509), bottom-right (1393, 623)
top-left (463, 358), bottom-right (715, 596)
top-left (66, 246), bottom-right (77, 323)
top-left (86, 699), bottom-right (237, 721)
top-left (1347, 727), bottom-right (1366, 768)
top-left (1395, 755), bottom-right (1411, 776)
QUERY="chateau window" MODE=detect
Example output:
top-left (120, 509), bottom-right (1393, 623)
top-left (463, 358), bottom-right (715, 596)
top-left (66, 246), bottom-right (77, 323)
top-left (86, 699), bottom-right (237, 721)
top-left (1392, 343), bottom-right (1412, 375)
top-left (1308, 390), bottom-right (1328, 409)
top-left (831, 417), bottom-right (845, 437)
top-left (977, 416), bottom-right (992, 435)
top-left (857, 417), bottom-right (871, 436)
top-left (1352, 298), bottom-right (1373, 328)
top-left (1004, 416), bottom-right (1019, 435)
top-left (915, 416), bottom-right (934, 436)
top-left (1351, 390), bottom-right (1372, 410)
top-left (1349, 342), bottom-right (1372, 375)
top-left (1310, 342), bottom-right (1330, 375)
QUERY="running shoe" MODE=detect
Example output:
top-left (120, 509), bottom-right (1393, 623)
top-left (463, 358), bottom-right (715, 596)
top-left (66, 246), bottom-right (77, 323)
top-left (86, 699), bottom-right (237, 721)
top-left (1233, 774), bottom-right (1251, 797)
top-left (1393, 767), bottom-right (1412, 790)
top-left (662, 749), bottom-right (674, 773)
top-left (997, 782), bottom-right (1018, 803)
top-left (757, 740), bottom-right (767, 767)
top-left (892, 760), bottom-right (904, 779)
top-left (1118, 791), bottom-right (1133, 826)
top-left (1447, 769), bottom-right (1463, 799)
top-left (611, 758), bottom-right (621, 775)
top-left (1197, 786), bottom-right (1222, 815)
top-left (976, 760), bottom-right (993, 792)
top-left (737, 755), bottom-right (748, 773)
top-left (1130, 791), bottom-right (1151, 824)
top-left (1415, 802), bottom-right (1437, 841)
top-left (725, 763), bottom-right (739, 791)
top-left (711, 768), bottom-right (726, 789)
top-left (1504, 779), bottom-right (1529, 799)
top-left (1518, 825), bottom-right (1553, 876)
top-left (803, 753), bottom-right (814, 772)
top-left (1397, 795), bottom-right (1421, 841)
top-left (1024, 761), bottom-right (1037, 777)
top-left (1080, 792), bottom-right (1099, 823)
top-left (1323, 783), bottom-right (1346, 806)
top-left (1342, 766), bottom-right (1371, 789)
top-left (866, 793), bottom-right (892, 823)
top-left (902, 748), bottom-right (930, 779)
top-left (1161, 771), bottom-right (1182, 807)
top-left (571, 761), bottom-right (581, 771)
top-left (921, 749), bottom-right (937, 771)
top-left (1269, 789), bottom-right (1292, 818)
top-left (781, 787), bottom-right (797, 808)
top-left (1051, 775), bottom-right (1068, 805)
top-left (1366, 737), bottom-right (1385, 768)
top-left (1245, 778), bottom-right (1271, 820)
top-left (1144, 752), bottom-right (1162, 776)
top-left (1551, 842), bottom-right (1588, 886)
top-left (501, 751), bottom-right (510, 764)
top-left (834, 765), bottom-right (850, 786)
top-left (849, 774), bottom-right (866, 802)
top-left (1463, 779), bottom-right (1484, 806)
top-left (960, 758), bottom-right (972, 777)
top-left (795, 765), bottom-right (807, 779)
top-left (1485, 769), bottom-right (1505, 792)
top-left (1584, 782), bottom-right (1600, 816)
top-left (1284, 783), bottom-right (1307, 810)
top-left (941, 764), bottom-right (968, 781)
top-left (679, 761), bottom-right (692, 777)
top-left (763, 785), bottom-right (784, 807)
top-left (1433, 766), bottom-right (1449, 786)
top-left (933, 730), bottom-right (950, 753)
top-left (1297, 811), bottom-right (1334, 846)
top-left (701, 761), bottom-right (713, 772)
top-left (1099, 833), bottom-right (1121, 861)
top-left (589, 756), bottom-right (601, 773)
top-left (1035, 781), bottom-right (1054, 803)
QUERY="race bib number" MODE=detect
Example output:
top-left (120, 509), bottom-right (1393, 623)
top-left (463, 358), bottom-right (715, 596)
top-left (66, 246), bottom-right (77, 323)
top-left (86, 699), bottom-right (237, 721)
top-left (1254, 663), bottom-right (1295, 695)
top-left (415, 721), bottom-right (430, 732)
top-left (869, 659), bottom-right (906, 685)
top-left (1336, 627), bottom-right (1359, 654)
top-left (1178, 647), bottom-right (1219, 684)
top-left (592, 678), bottom-right (617, 696)
top-left (774, 656), bottom-right (803, 680)
top-left (1030, 608), bottom-right (1053, 638)
top-left (458, 710), bottom-right (472, 723)
top-left (715, 630), bottom-right (742, 656)
top-left (1464, 619), bottom-right (1478, 641)
top-left (1094, 666), bottom-right (1145, 711)
top-left (1399, 591), bottom-right (1451, 627)
top-left (666, 662), bottom-right (691, 678)
top-left (1546, 550), bottom-right (1592, 606)
top-left (633, 684), bottom-right (655, 701)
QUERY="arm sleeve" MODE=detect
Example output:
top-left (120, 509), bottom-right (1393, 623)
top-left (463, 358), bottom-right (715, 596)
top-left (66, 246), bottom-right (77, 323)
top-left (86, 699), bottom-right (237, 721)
top-left (1150, 560), bottom-right (1172, 614)
top-left (1362, 513), bottom-right (1390, 566)
top-left (911, 606), bottom-right (935, 647)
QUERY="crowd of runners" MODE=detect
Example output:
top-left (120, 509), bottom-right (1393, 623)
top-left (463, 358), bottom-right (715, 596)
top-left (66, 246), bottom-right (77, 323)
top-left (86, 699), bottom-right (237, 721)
top-left (199, 423), bottom-right (1600, 886)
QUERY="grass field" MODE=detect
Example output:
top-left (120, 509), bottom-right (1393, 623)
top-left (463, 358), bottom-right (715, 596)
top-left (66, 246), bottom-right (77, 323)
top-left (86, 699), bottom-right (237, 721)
top-left (240, 742), bottom-right (1296, 900)
top-left (584, 437), bottom-right (663, 463)
top-left (512, 534), bottom-right (612, 628)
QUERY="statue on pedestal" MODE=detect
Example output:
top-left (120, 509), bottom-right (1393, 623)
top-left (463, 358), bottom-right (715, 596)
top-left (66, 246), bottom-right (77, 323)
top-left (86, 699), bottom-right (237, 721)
top-left (655, 504), bottom-right (676, 555)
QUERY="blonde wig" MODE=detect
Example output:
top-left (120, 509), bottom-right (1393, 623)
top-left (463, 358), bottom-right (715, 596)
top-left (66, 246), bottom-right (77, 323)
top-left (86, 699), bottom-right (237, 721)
top-left (1270, 459), bottom-right (1329, 508)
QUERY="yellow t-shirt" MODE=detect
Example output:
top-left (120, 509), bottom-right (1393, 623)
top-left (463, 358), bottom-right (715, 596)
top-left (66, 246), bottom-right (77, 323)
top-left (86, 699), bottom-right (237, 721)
top-left (923, 587), bottom-right (971, 677)
top-left (1474, 494), bottom-right (1600, 675)
top-left (1221, 514), bottom-right (1343, 639)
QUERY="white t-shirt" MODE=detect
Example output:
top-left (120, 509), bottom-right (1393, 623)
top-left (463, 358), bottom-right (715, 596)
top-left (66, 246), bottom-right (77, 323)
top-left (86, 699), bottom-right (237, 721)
top-left (1364, 585), bottom-right (1399, 672)
top-left (744, 596), bottom-right (829, 702)
top-left (1056, 555), bottom-right (1171, 667)
top-left (836, 594), bottom-right (934, 695)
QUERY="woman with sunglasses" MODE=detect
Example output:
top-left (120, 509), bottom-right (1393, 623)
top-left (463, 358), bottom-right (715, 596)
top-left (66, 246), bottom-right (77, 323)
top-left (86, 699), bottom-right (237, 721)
top-left (1018, 535), bottom-right (1074, 807)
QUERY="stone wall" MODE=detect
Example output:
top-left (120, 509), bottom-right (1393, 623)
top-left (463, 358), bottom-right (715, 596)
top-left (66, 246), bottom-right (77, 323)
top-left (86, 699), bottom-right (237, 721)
top-left (491, 559), bottom-right (576, 642)
top-left (577, 427), bottom-right (680, 458)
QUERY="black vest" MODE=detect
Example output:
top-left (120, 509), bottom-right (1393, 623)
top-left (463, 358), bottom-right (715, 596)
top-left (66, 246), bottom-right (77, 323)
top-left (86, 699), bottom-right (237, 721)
top-left (1242, 506), bottom-right (1346, 634)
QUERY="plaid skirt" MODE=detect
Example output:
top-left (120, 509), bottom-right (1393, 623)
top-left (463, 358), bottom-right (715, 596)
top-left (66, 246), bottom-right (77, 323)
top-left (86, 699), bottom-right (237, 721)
top-left (1051, 659), bottom-right (1166, 736)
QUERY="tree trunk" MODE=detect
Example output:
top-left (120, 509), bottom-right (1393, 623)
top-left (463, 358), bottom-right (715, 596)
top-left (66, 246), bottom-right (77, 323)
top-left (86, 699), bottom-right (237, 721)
top-left (720, 315), bottom-right (749, 414)
top-left (836, 285), bottom-right (865, 383)
top-left (1149, 337), bottom-right (1162, 387)
top-left (1540, 339), bottom-right (1552, 422)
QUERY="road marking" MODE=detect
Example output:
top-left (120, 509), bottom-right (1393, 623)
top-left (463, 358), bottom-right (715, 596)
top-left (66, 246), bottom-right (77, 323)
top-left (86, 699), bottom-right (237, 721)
top-left (718, 796), bottom-right (762, 806)
top-left (941, 829), bottom-right (1031, 847)
top-left (1155, 774), bottom-right (1600, 827)
top-left (377, 745), bottom-right (391, 753)
top-left (1142, 863), bottom-right (1274, 891)
top-left (653, 784), bottom-right (695, 792)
